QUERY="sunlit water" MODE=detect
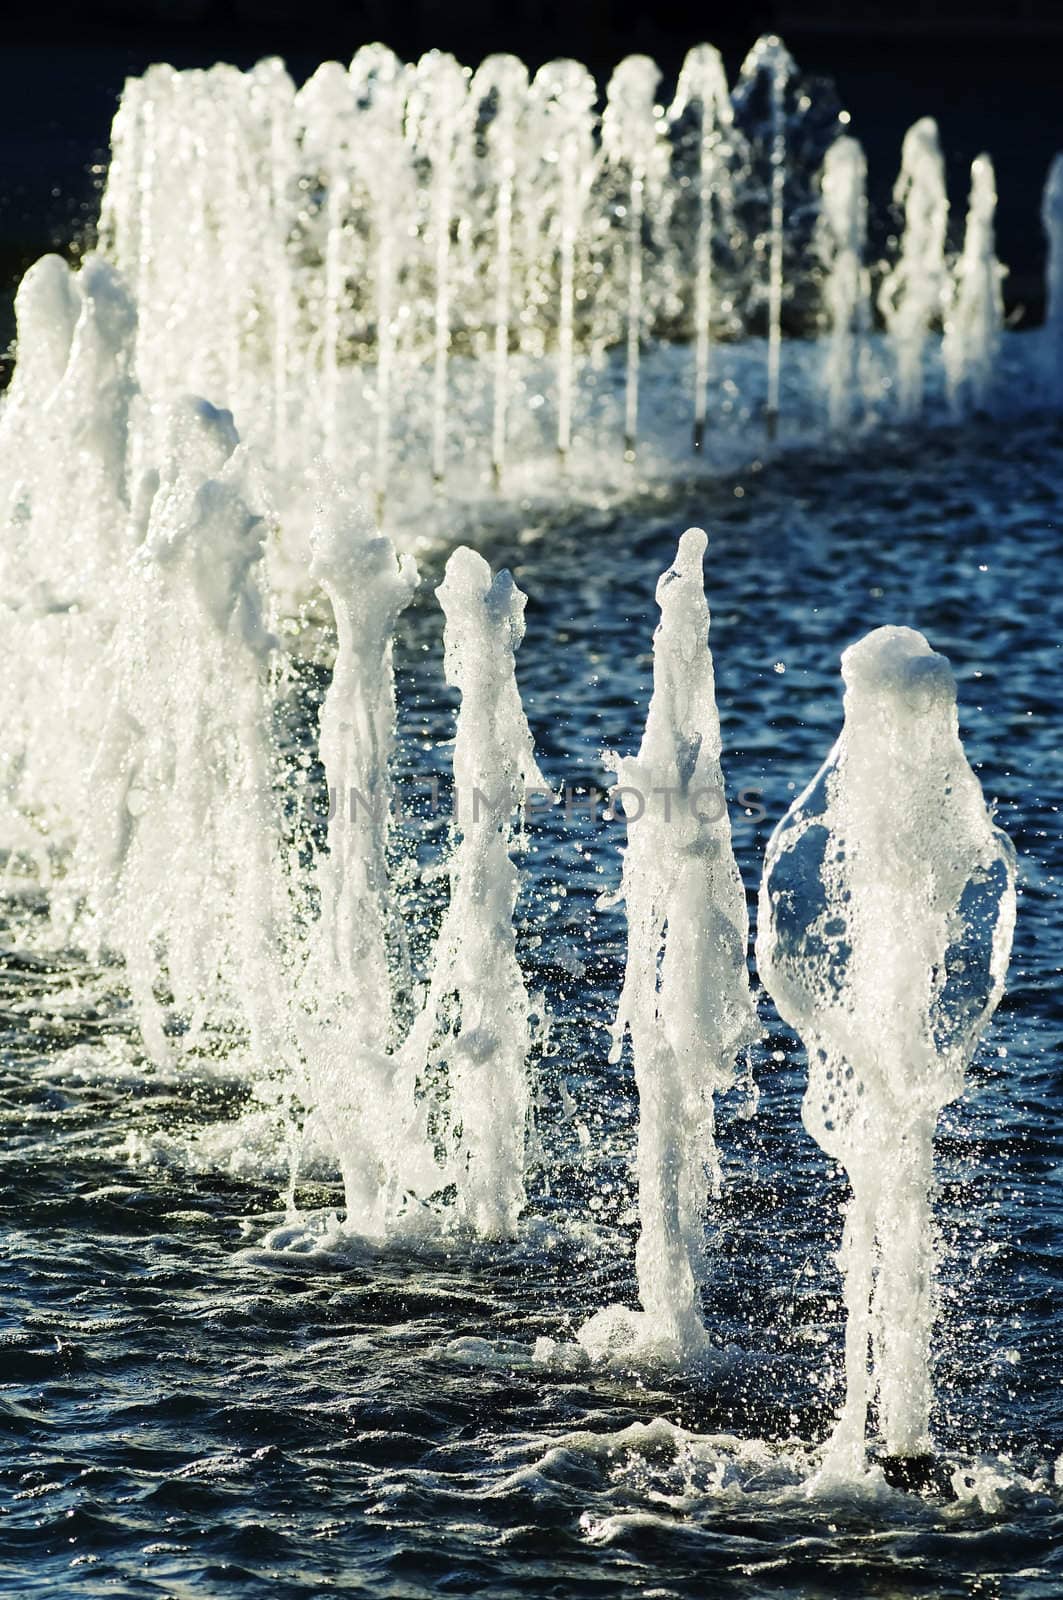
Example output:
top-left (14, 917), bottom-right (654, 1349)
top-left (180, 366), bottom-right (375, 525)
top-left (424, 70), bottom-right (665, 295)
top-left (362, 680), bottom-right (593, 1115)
top-left (2, 416), bottom-right (1060, 1598)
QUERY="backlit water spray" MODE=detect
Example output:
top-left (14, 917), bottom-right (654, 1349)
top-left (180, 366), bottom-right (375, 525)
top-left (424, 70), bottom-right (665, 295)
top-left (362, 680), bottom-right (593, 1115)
top-left (757, 628), bottom-right (1016, 1476)
top-left (0, 35), bottom-right (1037, 1504)
top-left (944, 155), bottom-right (1004, 416)
top-left (579, 529), bottom-right (757, 1366)
top-left (879, 118), bottom-right (949, 421)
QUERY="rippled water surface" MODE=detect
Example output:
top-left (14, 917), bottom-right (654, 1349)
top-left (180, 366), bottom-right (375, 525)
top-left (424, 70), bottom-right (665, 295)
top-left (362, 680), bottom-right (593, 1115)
top-left (2, 417), bottom-right (1061, 1597)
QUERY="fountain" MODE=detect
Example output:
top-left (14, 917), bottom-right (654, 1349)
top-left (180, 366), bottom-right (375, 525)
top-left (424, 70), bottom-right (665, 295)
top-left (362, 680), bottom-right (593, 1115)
top-left (878, 118), bottom-right (949, 421)
top-left (80, 37), bottom-right (1045, 504)
top-left (295, 472), bottom-right (421, 1237)
top-left (349, 45), bottom-right (414, 516)
top-left (600, 56), bottom-right (669, 461)
top-left (733, 36), bottom-right (797, 439)
top-left (757, 627), bottom-right (1016, 1475)
top-left (0, 254), bottom-right (137, 865)
top-left (578, 529), bottom-right (757, 1366)
top-left (470, 55), bottom-right (530, 488)
top-left (528, 59), bottom-right (597, 468)
top-left (408, 52), bottom-right (469, 487)
top-left (819, 135), bottom-right (871, 432)
top-left (943, 155), bottom-right (1004, 416)
top-left (399, 548), bottom-right (548, 1238)
top-left (667, 45), bottom-right (735, 453)
top-left (0, 34), bottom-right (1043, 1508)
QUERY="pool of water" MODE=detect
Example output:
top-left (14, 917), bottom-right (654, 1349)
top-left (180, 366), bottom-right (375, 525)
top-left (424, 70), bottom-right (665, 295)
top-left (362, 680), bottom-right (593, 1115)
top-left (2, 415), bottom-right (1061, 1598)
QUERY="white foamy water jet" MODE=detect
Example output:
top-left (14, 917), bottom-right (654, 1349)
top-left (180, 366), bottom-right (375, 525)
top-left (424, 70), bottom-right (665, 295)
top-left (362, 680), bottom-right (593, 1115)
top-left (527, 58), bottom-right (597, 465)
top-left (347, 46), bottom-right (412, 513)
top-left (295, 61), bottom-right (360, 467)
top-left (0, 254), bottom-right (137, 865)
top-left (819, 136), bottom-right (871, 432)
top-left (399, 548), bottom-right (548, 1240)
top-left (293, 474), bottom-right (425, 1237)
top-left (84, 36), bottom-right (1040, 508)
top-left (1043, 154), bottom-right (1063, 399)
top-left (879, 118), bottom-right (949, 421)
top-left (600, 55), bottom-right (670, 459)
top-left (667, 46), bottom-right (735, 453)
top-left (944, 155), bottom-right (1005, 416)
top-left (408, 52), bottom-right (469, 486)
top-left (578, 529), bottom-right (757, 1368)
top-left (90, 34), bottom-right (879, 503)
top-left (757, 626), bottom-right (1016, 1475)
top-left (73, 397), bottom-right (288, 1066)
top-left (468, 54), bottom-right (529, 489)
top-left (733, 35), bottom-right (796, 437)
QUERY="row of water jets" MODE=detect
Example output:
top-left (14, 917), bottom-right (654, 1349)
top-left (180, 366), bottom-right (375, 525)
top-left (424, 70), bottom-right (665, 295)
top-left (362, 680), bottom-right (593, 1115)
top-left (0, 243), bottom-right (1015, 1478)
top-left (97, 36), bottom-right (1063, 511)
top-left (0, 32), bottom-right (1039, 1480)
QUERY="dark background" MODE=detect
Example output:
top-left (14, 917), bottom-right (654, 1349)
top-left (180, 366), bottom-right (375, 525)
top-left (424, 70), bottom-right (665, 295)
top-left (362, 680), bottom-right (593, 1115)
top-left (1, 0), bottom-right (1061, 354)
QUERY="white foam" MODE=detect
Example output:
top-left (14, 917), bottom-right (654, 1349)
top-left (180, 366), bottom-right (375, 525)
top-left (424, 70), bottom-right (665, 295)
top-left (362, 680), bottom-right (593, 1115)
top-left (944, 154), bottom-right (1004, 414)
top-left (578, 528), bottom-right (757, 1367)
top-left (399, 547), bottom-right (548, 1239)
top-left (878, 118), bottom-right (949, 420)
top-left (758, 625), bottom-right (1016, 1469)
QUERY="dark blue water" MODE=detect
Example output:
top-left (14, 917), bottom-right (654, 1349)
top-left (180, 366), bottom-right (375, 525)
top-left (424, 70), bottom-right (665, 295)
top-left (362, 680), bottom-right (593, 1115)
top-left (2, 417), bottom-right (1061, 1597)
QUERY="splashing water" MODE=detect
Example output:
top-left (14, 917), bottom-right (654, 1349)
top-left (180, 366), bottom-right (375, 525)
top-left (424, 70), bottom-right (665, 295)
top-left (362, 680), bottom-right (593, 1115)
top-left (578, 529), bottom-right (758, 1367)
top-left (0, 254), bottom-right (137, 864)
top-left (469, 54), bottom-right (530, 489)
top-left (348, 45), bottom-right (415, 516)
top-left (0, 36), bottom-right (1047, 1537)
top-left (82, 36), bottom-right (1053, 505)
top-left (409, 52), bottom-right (469, 486)
top-left (878, 117), bottom-right (949, 421)
top-left (944, 155), bottom-right (1005, 416)
top-left (73, 34), bottom-right (960, 507)
top-left (74, 397), bottom-right (286, 1070)
top-left (600, 56), bottom-right (669, 460)
top-left (399, 548), bottom-right (548, 1239)
top-left (667, 46), bottom-right (735, 452)
top-left (527, 57), bottom-right (597, 466)
top-left (819, 135), bottom-right (872, 432)
top-left (733, 36), bottom-right (796, 437)
top-left (757, 627), bottom-right (1016, 1474)
top-left (294, 474), bottom-right (421, 1236)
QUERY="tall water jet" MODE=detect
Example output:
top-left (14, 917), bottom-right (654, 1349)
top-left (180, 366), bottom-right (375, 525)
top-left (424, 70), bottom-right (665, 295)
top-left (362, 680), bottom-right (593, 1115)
top-left (579, 529), bottom-right (757, 1367)
top-left (601, 56), bottom-right (668, 460)
top-left (81, 40), bottom-right (1050, 515)
top-left (819, 135), bottom-right (871, 432)
top-left (408, 52), bottom-right (469, 487)
top-left (1042, 154), bottom-right (1063, 400)
top-left (296, 475), bottom-right (423, 1236)
top-left (350, 45), bottom-right (415, 517)
top-left (296, 63), bottom-right (358, 463)
top-left (96, 75), bottom-right (145, 297)
top-left (668, 46), bottom-right (734, 453)
top-left (471, 55), bottom-right (530, 489)
top-left (735, 36), bottom-right (796, 439)
top-left (400, 548), bottom-right (547, 1238)
top-left (215, 65), bottom-right (253, 416)
top-left (249, 57), bottom-right (297, 472)
top-left (879, 117), bottom-right (949, 420)
top-left (944, 154), bottom-right (1005, 416)
top-left (757, 626), bottom-right (1016, 1474)
top-left (0, 254), bottom-right (137, 861)
top-left (74, 398), bottom-right (286, 1067)
top-left (528, 59), bottom-right (597, 466)
top-left (98, 63), bottom-right (173, 412)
